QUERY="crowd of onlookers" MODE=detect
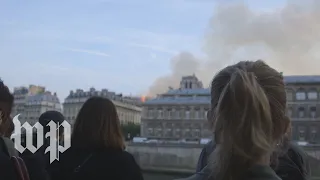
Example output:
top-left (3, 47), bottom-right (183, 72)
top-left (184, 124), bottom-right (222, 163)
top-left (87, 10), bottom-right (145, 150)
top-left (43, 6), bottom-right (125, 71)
top-left (0, 60), bottom-right (312, 180)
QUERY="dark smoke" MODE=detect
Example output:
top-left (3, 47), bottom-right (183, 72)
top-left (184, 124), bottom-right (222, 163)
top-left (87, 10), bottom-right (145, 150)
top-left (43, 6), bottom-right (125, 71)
top-left (148, 0), bottom-right (320, 96)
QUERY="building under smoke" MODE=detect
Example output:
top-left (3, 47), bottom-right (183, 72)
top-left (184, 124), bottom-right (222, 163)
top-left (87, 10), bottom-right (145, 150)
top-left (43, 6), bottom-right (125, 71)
top-left (141, 75), bottom-right (211, 140)
top-left (141, 74), bottom-right (320, 144)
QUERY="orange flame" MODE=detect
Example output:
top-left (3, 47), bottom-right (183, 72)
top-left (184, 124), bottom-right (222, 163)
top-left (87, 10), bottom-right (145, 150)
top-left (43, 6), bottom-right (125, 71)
top-left (141, 96), bottom-right (146, 102)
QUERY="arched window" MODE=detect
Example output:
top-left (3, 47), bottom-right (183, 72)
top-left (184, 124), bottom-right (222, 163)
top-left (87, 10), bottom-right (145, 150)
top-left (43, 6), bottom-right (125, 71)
top-left (307, 89), bottom-right (318, 100)
top-left (296, 89), bottom-right (306, 100)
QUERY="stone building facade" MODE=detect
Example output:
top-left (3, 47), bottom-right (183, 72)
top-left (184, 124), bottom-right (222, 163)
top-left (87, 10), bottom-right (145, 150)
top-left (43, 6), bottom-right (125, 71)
top-left (141, 75), bottom-right (320, 144)
top-left (285, 76), bottom-right (320, 144)
top-left (141, 75), bottom-right (211, 140)
top-left (63, 88), bottom-right (142, 127)
top-left (12, 85), bottom-right (61, 124)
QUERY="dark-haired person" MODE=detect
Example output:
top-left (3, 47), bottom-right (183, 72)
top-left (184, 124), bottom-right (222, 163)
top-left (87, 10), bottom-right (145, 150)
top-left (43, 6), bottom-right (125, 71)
top-left (20, 110), bottom-right (65, 180)
top-left (49, 96), bottom-right (144, 180)
top-left (0, 80), bottom-right (19, 179)
top-left (180, 60), bottom-right (301, 180)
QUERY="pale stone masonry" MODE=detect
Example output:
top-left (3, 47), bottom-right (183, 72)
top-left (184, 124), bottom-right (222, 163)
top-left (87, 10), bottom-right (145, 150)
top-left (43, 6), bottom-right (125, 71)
top-left (141, 74), bottom-right (320, 144)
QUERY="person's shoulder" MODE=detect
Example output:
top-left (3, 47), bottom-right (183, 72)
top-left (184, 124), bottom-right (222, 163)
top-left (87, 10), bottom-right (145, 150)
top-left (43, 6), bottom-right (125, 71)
top-left (0, 151), bottom-right (18, 179)
top-left (287, 142), bottom-right (307, 161)
top-left (245, 165), bottom-right (281, 180)
top-left (119, 150), bottom-right (137, 162)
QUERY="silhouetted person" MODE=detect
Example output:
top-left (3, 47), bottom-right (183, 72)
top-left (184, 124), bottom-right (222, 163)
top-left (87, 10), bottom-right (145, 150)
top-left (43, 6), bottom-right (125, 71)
top-left (49, 96), bottom-right (144, 180)
top-left (0, 80), bottom-right (18, 180)
top-left (20, 110), bottom-right (65, 180)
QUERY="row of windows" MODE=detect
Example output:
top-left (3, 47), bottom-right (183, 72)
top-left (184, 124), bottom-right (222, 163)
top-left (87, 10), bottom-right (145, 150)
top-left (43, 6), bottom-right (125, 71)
top-left (295, 127), bottom-right (318, 142)
top-left (145, 110), bottom-right (208, 119)
top-left (287, 107), bottom-right (318, 118)
top-left (147, 128), bottom-right (202, 138)
top-left (288, 91), bottom-right (318, 101)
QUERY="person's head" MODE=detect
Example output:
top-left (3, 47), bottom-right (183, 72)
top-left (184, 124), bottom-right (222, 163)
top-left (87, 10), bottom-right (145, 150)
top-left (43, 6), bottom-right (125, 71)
top-left (209, 60), bottom-right (290, 180)
top-left (39, 110), bottom-right (65, 138)
top-left (0, 80), bottom-right (14, 136)
top-left (72, 96), bottom-right (125, 150)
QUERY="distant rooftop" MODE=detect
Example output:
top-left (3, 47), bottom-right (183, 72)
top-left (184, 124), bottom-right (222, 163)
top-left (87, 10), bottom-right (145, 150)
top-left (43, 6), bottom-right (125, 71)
top-left (144, 75), bottom-right (320, 105)
top-left (65, 88), bottom-right (141, 106)
top-left (283, 75), bottom-right (320, 84)
top-left (26, 92), bottom-right (60, 103)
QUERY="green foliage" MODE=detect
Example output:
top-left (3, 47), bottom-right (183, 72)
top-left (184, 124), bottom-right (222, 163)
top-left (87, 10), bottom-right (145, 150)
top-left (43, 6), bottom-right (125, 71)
top-left (121, 123), bottom-right (140, 140)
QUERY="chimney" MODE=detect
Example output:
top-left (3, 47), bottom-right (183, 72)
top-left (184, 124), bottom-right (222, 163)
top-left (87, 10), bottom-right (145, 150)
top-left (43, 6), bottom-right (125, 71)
top-left (54, 92), bottom-right (57, 96)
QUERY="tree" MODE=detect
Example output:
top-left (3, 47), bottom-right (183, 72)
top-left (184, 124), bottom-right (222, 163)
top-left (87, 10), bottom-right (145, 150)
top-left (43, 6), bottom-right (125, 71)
top-left (121, 123), bottom-right (140, 140)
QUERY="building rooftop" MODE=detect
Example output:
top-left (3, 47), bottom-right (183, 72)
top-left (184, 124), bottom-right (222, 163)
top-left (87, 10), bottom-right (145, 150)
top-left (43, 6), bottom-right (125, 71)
top-left (144, 75), bottom-right (320, 105)
top-left (164, 88), bottom-right (210, 95)
top-left (283, 75), bottom-right (320, 84)
top-left (26, 93), bottom-right (60, 103)
top-left (144, 95), bottom-right (210, 105)
top-left (64, 88), bottom-right (141, 106)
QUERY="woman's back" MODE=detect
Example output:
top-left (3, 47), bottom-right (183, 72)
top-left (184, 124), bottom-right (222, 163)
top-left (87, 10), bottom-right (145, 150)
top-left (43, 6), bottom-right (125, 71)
top-left (49, 146), bottom-right (143, 180)
top-left (53, 97), bottom-right (144, 180)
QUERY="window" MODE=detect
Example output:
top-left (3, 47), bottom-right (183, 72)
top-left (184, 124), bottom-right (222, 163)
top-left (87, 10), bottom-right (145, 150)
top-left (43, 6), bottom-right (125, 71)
top-left (168, 109), bottom-right (173, 119)
top-left (298, 107), bottom-right (305, 118)
top-left (298, 127), bottom-right (306, 141)
top-left (148, 128), bottom-right (154, 136)
top-left (158, 109), bottom-right (163, 119)
top-left (296, 91), bottom-right (306, 100)
top-left (310, 127), bottom-right (317, 142)
top-left (185, 110), bottom-right (190, 119)
top-left (204, 111), bottom-right (208, 118)
top-left (175, 129), bottom-right (181, 138)
top-left (307, 91), bottom-right (318, 100)
top-left (310, 107), bottom-right (316, 118)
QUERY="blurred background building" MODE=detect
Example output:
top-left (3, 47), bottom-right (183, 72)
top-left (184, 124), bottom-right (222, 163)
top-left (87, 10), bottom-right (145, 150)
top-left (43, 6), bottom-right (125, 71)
top-left (285, 76), bottom-right (320, 144)
top-left (141, 74), bottom-right (320, 144)
top-left (63, 88), bottom-right (142, 128)
top-left (11, 85), bottom-right (61, 124)
top-left (141, 75), bottom-right (211, 140)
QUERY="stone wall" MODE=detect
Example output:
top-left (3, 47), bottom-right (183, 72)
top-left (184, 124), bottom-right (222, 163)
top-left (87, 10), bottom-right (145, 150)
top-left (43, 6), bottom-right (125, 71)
top-left (127, 143), bottom-right (320, 174)
top-left (127, 143), bottom-right (203, 173)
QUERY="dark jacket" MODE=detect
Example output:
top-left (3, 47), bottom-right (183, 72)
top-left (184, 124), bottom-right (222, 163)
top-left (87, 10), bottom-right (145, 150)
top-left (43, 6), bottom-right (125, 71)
top-left (0, 137), bottom-right (18, 180)
top-left (183, 140), bottom-right (310, 180)
top-left (18, 133), bottom-right (50, 180)
top-left (48, 146), bottom-right (144, 180)
top-left (19, 110), bottom-right (65, 180)
top-left (244, 165), bottom-right (282, 180)
top-left (196, 140), bottom-right (215, 173)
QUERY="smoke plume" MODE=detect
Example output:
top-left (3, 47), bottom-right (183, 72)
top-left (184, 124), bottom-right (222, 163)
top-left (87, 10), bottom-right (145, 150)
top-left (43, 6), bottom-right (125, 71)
top-left (148, 0), bottom-right (320, 96)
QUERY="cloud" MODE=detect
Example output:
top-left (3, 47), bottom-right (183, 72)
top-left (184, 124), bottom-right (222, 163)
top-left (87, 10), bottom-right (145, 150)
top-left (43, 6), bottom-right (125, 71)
top-left (67, 48), bottom-right (110, 57)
